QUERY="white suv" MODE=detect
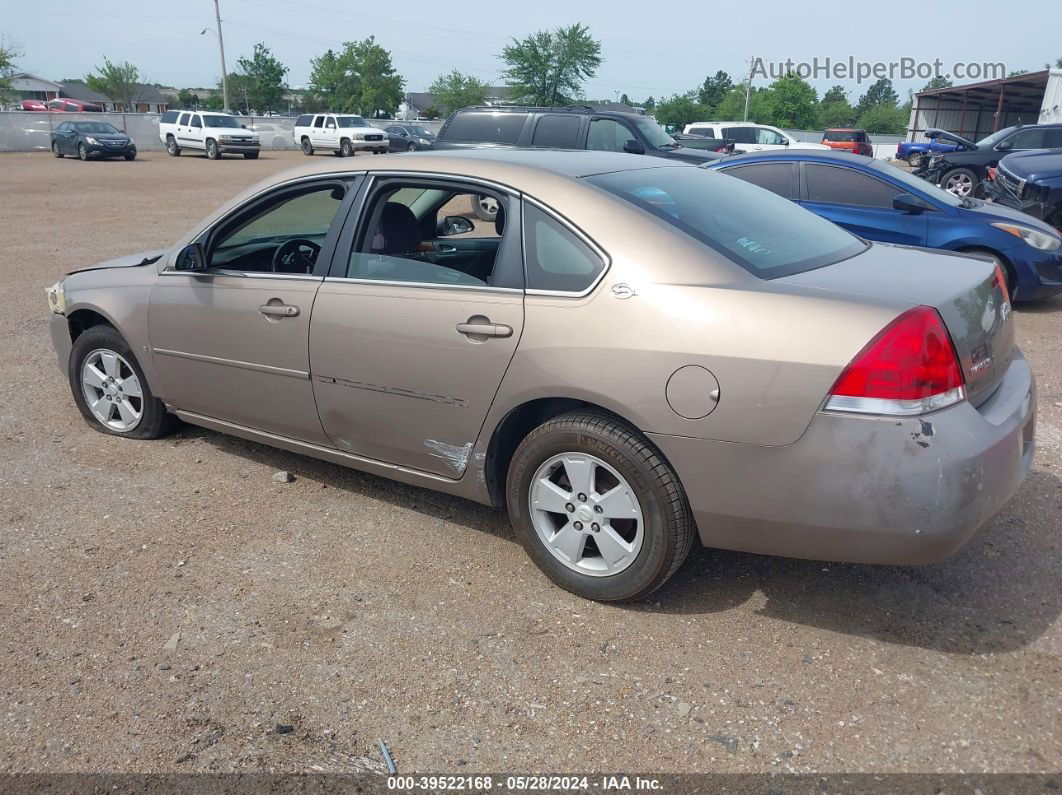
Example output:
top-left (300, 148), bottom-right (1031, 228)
top-left (159, 110), bottom-right (261, 159)
top-left (682, 122), bottom-right (828, 154)
top-left (293, 113), bottom-right (389, 157)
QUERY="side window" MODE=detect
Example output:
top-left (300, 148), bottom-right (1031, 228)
top-left (346, 183), bottom-right (512, 287)
top-left (1005, 129), bottom-right (1045, 150)
top-left (161, 110), bottom-right (178, 124)
top-left (1044, 129), bottom-right (1062, 148)
top-left (441, 112), bottom-right (526, 144)
top-left (687, 126), bottom-right (716, 138)
top-left (385, 126), bottom-right (399, 134)
top-left (178, 113), bottom-right (190, 125)
top-left (756, 127), bottom-right (788, 146)
top-left (531, 114), bottom-right (581, 148)
top-left (207, 184), bottom-right (346, 272)
top-left (725, 163), bottom-right (797, 199)
top-left (723, 127), bottom-right (757, 144)
top-left (326, 116), bottom-right (336, 129)
top-left (805, 164), bottom-right (900, 208)
top-left (313, 116), bottom-right (324, 128)
top-left (587, 118), bottom-right (633, 152)
top-left (295, 114), bottom-right (312, 126)
top-left (523, 204), bottom-right (605, 293)
top-left (56, 122), bottom-right (68, 133)
top-left (190, 115), bottom-right (202, 129)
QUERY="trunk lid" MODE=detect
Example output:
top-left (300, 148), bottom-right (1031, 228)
top-left (777, 242), bottom-right (1013, 407)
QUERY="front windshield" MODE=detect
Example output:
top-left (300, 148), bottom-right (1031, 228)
top-left (975, 128), bottom-right (1014, 147)
top-left (338, 116), bottom-right (369, 127)
top-left (73, 122), bottom-right (121, 134)
top-left (869, 160), bottom-right (963, 207)
top-left (586, 167), bottom-right (866, 278)
top-left (203, 115), bottom-right (242, 128)
top-left (632, 117), bottom-right (677, 149)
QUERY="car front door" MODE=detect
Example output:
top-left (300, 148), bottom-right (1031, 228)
top-left (309, 115), bottom-right (325, 147)
top-left (187, 113), bottom-right (205, 149)
top-left (308, 176), bottom-right (525, 477)
top-left (148, 177), bottom-right (357, 442)
top-left (386, 125), bottom-right (405, 151)
top-left (800, 163), bottom-right (928, 245)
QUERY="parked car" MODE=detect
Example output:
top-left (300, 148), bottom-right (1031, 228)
top-left (51, 120), bottom-right (136, 161)
top-left (47, 98), bottom-right (102, 113)
top-left (19, 99), bottom-right (49, 112)
top-left (670, 132), bottom-right (735, 154)
top-left (383, 123), bottom-right (436, 152)
top-left (916, 124), bottom-right (1062, 197)
top-left (682, 122), bottom-right (829, 153)
top-left (45, 150), bottom-right (1033, 601)
top-left (708, 150), bottom-right (1062, 301)
top-left (821, 128), bottom-right (873, 157)
top-left (896, 137), bottom-right (960, 168)
top-left (984, 148), bottom-right (1062, 232)
top-left (158, 110), bottom-right (260, 159)
top-left (293, 113), bottom-right (389, 157)
top-left (436, 105), bottom-right (723, 219)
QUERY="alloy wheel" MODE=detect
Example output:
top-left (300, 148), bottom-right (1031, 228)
top-left (407, 142), bottom-right (417, 152)
top-left (528, 452), bottom-right (644, 577)
top-left (944, 172), bottom-right (974, 197)
top-left (81, 349), bottom-right (144, 432)
top-left (478, 196), bottom-right (499, 217)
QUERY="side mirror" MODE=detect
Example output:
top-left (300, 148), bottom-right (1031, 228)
top-left (438, 215), bottom-right (474, 236)
top-left (623, 139), bottom-right (645, 155)
top-left (175, 242), bottom-right (207, 271)
top-left (892, 193), bottom-right (932, 214)
top-left (995, 139), bottom-right (1012, 151)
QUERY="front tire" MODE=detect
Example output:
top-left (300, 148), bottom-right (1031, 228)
top-left (78, 143), bottom-right (89, 161)
top-left (407, 142), bottom-right (417, 152)
top-left (472, 194), bottom-right (499, 221)
top-left (340, 138), bottom-right (353, 157)
top-left (205, 139), bottom-right (220, 160)
top-left (506, 411), bottom-right (694, 601)
top-left (941, 167), bottom-right (978, 197)
top-left (68, 326), bottom-right (175, 439)
top-left (124, 152), bottom-right (136, 161)
top-left (52, 142), bottom-right (64, 158)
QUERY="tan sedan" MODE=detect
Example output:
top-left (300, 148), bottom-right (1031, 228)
top-left (46, 150), bottom-right (1035, 601)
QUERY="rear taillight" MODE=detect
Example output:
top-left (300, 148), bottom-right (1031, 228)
top-left (824, 306), bottom-right (965, 415)
top-left (991, 262), bottom-right (1010, 305)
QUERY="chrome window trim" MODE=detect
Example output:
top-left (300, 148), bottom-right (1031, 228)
top-left (158, 270), bottom-right (323, 282)
top-left (322, 275), bottom-right (521, 294)
top-left (521, 195), bottom-right (612, 299)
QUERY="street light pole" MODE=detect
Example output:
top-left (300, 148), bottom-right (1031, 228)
top-left (213, 0), bottom-right (229, 113)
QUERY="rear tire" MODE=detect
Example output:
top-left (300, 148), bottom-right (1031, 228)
top-left (68, 325), bottom-right (176, 440)
top-left (52, 142), bottom-right (64, 158)
top-left (506, 411), bottom-right (694, 602)
top-left (301, 137), bottom-right (313, 156)
top-left (166, 136), bottom-right (180, 156)
top-left (907, 152), bottom-right (924, 168)
top-left (205, 139), bottom-right (220, 160)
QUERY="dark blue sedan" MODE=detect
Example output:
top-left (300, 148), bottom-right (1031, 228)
top-left (706, 150), bottom-right (1062, 301)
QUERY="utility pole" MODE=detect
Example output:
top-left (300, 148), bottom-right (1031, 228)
top-left (213, 0), bottom-right (229, 113)
top-left (743, 57), bottom-right (754, 122)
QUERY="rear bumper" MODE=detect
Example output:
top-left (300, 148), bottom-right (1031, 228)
top-left (649, 350), bottom-right (1036, 565)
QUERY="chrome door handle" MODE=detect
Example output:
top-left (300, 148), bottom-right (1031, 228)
top-left (258, 303), bottom-right (300, 317)
top-left (456, 321), bottom-right (513, 338)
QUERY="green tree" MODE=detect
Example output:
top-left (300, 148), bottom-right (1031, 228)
top-left (715, 86), bottom-right (774, 123)
top-left (653, 92), bottom-right (708, 129)
top-left (176, 88), bottom-right (200, 109)
top-left (86, 56), bottom-right (141, 110)
top-left (643, 95), bottom-right (655, 110)
top-left (0, 38), bottom-right (20, 100)
top-left (423, 104), bottom-right (440, 120)
top-left (857, 104), bottom-right (908, 134)
top-left (921, 76), bottom-right (952, 92)
top-left (308, 36), bottom-right (403, 115)
top-left (697, 70), bottom-right (733, 112)
top-left (856, 78), bottom-right (898, 115)
top-left (821, 85), bottom-right (848, 105)
top-left (619, 92), bottom-right (631, 105)
top-left (236, 42), bottom-right (288, 113)
top-left (428, 69), bottom-right (490, 115)
top-left (501, 23), bottom-right (602, 106)
top-left (768, 72), bottom-right (817, 129)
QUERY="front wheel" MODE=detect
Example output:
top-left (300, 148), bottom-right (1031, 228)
top-left (472, 194), bottom-right (499, 221)
top-left (68, 325), bottom-right (175, 439)
top-left (78, 143), bottom-right (89, 161)
top-left (124, 151), bottom-right (136, 161)
top-left (205, 139), bottom-right (220, 160)
top-left (506, 411), bottom-right (694, 601)
top-left (407, 142), bottom-right (417, 152)
top-left (340, 138), bottom-right (354, 157)
top-left (941, 167), bottom-right (978, 197)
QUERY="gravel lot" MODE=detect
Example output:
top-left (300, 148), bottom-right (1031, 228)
top-left (0, 150), bottom-right (1060, 776)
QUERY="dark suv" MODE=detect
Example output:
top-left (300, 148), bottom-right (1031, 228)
top-left (917, 124), bottom-right (1062, 198)
top-left (436, 106), bottom-right (724, 220)
top-left (985, 148), bottom-right (1062, 231)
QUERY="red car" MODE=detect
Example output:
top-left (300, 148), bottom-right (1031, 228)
top-left (47, 98), bottom-right (103, 113)
top-left (821, 128), bottom-right (873, 157)
top-left (20, 99), bottom-right (50, 111)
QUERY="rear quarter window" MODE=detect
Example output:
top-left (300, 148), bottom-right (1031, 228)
top-left (161, 110), bottom-right (179, 124)
top-left (296, 114), bottom-right (312, 127)
top-left (441, 111), bottom-right (527, 144)
top-left (523, 204), bottom-right (605, 293)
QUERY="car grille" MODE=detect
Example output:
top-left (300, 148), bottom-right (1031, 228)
top-left (996, 166), bottom-right (1025, 199)
top-left (104, 140), bottom-right (126, 147)
top-left (365, 134), bottom-right (383, 141)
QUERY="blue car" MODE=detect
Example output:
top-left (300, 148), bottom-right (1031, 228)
top-left (896, 136), bottom-right (960, 168)
top-left (706, 150), bottom-right (1062, 301)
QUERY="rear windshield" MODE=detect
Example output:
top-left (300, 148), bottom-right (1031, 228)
top-left (585, 167), bottom-right (866, 278)
top-left (202, 115), bottom-right (241, 128)
top-left (441, 111), bottom-right (525, 144)
top-left (824, 130), bottom-right (863, 142)
top-left (337, 116), bottom-right (369, 127)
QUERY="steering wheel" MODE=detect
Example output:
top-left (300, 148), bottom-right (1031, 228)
top-left (271, 238), bottom-right (321, 273)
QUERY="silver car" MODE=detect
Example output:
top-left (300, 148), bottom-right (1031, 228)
top-left (46, 150), bottom-right (1036, 601)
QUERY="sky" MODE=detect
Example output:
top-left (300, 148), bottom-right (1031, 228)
top-left (6, 0), bottom-right (1060, 101)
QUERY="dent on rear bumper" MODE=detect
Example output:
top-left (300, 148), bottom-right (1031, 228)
top-left (650, 351), bottom-right (1036, 565)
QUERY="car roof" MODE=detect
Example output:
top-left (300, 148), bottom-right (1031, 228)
top-left (454, 105), bottom-right (644, 119)
top-left (713, 149), bottom-right (875, 167)
top-left (824, 128), bottom-right (866, 132)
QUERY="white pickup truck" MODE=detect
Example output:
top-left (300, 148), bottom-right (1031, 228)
top-left (293, 113), bottom-right (389, 157)
top-left (158, 110), bottom-right (261, 159)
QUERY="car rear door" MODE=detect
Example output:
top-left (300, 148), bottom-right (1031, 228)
top-left (308, 176), bottom-right (525, 478)
top-left (799, 162), bottom-right (927, 246)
